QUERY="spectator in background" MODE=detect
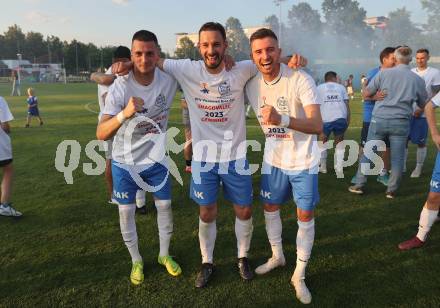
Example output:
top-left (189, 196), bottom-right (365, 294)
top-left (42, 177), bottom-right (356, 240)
top-left (10, 70), bottom-right (21, 97)
top-left (25, 88), bottom-right (43, 127)
top-left (345, 74), bottom-right (354, 99)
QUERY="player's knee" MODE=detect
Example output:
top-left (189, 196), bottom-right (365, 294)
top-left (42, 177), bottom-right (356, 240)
top-left (155, 199), bottom-right (171, 211)
top-left (199, 205), bottom-right (217, 222)
top-left (297, 209), bottom-right (314, 222)
top-left (264, 203), bottom-right (280, 212)
top-left (426, 193), bottom-right (440, 209)
top-left (235, 206), bottom-right (252, 220)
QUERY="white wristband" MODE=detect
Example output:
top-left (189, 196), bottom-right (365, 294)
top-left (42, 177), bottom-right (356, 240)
top-left (116, 111), bottom-right (126, 124)
top-left (280, 114), bottom-right (290, 128)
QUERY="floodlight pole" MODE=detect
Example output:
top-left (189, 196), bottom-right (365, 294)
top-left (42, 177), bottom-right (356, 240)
top-left (273, 0), bottom-right (286, 47)
top-left (16, 53), bottom-right (22, 84)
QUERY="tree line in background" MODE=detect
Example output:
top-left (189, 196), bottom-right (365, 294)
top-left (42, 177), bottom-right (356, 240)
top-left (3, 0), bottom-right (440, 73)
top-left (175, 0), bottom-right (440, 61)
top-left (0, 25), bottom-right (169, 75)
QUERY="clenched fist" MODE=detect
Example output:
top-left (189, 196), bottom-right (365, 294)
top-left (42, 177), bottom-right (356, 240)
top-left (123, 97), bottom-right (144, 118)
top-left (261, 105), bottom-right (281, 125)
top-left (111, 61), bottom-right (133, 76)
top-left (288, 54), bottom-right (308, 69)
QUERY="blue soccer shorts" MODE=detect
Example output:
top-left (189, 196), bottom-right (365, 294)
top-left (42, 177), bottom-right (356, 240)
top-left (323, 118), bottom-right (348, 137)
top-left (111, 161), bottom-right (171, 204)
top-left (430, 151), bottom-right (440, 193)
top-left (190, 159), bottom-right (253, 206)
top-left (260, 165), bottom-right (319, 211)
top-left (409, 117), bottom-right (428, 145)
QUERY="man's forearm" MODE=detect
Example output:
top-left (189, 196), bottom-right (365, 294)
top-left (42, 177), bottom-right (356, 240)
top-left (96, 115), bottom-right (123, 140)
top-left (287, 116), bottom-right (322, 135)
top-left (90, 72), bottom-right (116, 86)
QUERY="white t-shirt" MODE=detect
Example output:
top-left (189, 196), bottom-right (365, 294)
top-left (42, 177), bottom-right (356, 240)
top-left (0, 97), bottom-right (14, 161)
top-left (411, 66), bottom-right (440, 117)
top-left (163, 59), bottom-right (257, 163)
top-left (97, 67), bottom-right (113, 121)
top-left (317, 82), bottom-right (349, 122)
top-left (103, 69), bottom-right (177, 165)
top-left (246, 64), bottom-right (320, 171)
top-left (430, 90), bottom-right (440, 107)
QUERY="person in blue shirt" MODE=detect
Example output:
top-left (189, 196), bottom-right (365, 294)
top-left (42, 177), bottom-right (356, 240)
top-left (25, 88), bottom-right (43, 127)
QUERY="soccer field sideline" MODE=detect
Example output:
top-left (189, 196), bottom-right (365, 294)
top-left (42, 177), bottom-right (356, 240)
top-left (0, 83), bottom-right (439, 307)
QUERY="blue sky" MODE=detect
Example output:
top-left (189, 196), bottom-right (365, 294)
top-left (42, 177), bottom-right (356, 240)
top-left (1, 0), bottom-right (426, 53)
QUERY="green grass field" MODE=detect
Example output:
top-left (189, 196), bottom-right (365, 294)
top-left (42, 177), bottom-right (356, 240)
top-left (0, 82), bottom-right (439, 307)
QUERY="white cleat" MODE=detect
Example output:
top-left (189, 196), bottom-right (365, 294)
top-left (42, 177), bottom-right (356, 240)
top-left (291, 277), bottom-right (312, 304)
top-left (255, 255), bottom-right (286, 275)
top-left (0, 204), bottom-right (22, 217)
top-left (410, 166), bottom-right (422, 178)
top-left (319, 165), bottom-right (327, 174)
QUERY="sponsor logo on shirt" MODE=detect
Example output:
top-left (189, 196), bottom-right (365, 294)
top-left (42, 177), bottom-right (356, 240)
top-left (155, 93), bottom-right (167, 110)
top-left (276, 97), bottom-right (289, 113)
top-left (218, 81), bottom-right (231, 98)
top-left (200, 82), bottom-right (210, 94)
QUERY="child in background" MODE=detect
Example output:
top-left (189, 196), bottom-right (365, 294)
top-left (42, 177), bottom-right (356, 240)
top-left (25, 88), bottom-right (43, 127)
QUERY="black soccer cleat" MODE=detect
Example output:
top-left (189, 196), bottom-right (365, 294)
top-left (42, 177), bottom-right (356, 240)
top-left (195, 263), bottom-right (215, 288)
top-left (238, 257), bottom-right (254, 281)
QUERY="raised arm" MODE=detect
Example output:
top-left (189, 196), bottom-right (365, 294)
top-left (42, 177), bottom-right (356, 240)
top-left (90, 72), bottom-right (117, 86)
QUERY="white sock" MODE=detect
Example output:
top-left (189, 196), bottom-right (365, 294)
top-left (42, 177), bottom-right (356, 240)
top-left (136, 190), bottom-right (145, 208)
top-left (199, 218), bottom-right (216, 264)
top-left (335, 147), bottom-right (345, 171)
top-left (416, 206), bottom-right (439, 242)
top-left (379, 168), bottom-right (388, 176)
top-left (235, 217), bottom-right (253, 259)
top-left (294, 219), bottom-right (315, 280)
top-left (155, 199), bottom-right (173, 257)
top-left (416, 147), bottom-right (427, 167)
top-left (119, 204), bottom-right (142, 262)
top-left (264, 210), bottom-right (284, 259)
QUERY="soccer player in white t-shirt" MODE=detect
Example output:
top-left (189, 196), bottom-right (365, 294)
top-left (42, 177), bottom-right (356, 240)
top-left (407, 48), bottom-right (440, 178)
top-left (96, 30), bottom-right (181, 285)
top-left (91, 47), bottom-right (147, 213)
top-left (161, 22), bottom-right (257, 287)
top-left (0, 97), bottom-right (22, 217)
top-left (398, 91), bottom-right (440, 250)
top-left (317, 71), bottom-right (350, 176)
top-left (245, 28), bottom-right (322, 305)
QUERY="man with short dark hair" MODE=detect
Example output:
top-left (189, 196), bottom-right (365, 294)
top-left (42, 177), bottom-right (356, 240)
top-left (97, 30), bottom-right (181, 285)
top-left (91, 46), bottom-right (147, 213)
top-left (350, 46), bottom-right (428, 198)
top-left (406, 48), bottom-right (440, 178)
top-left (317, 71), bottom-right (349, 176)
top-left (246, 27), bottom-right (322, 305)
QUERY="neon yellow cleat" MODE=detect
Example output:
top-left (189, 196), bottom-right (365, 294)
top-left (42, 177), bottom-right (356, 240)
top-left (130, 261), bottom-right (144, 285)
top-left (158, 255), bottom-right (182, 276)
